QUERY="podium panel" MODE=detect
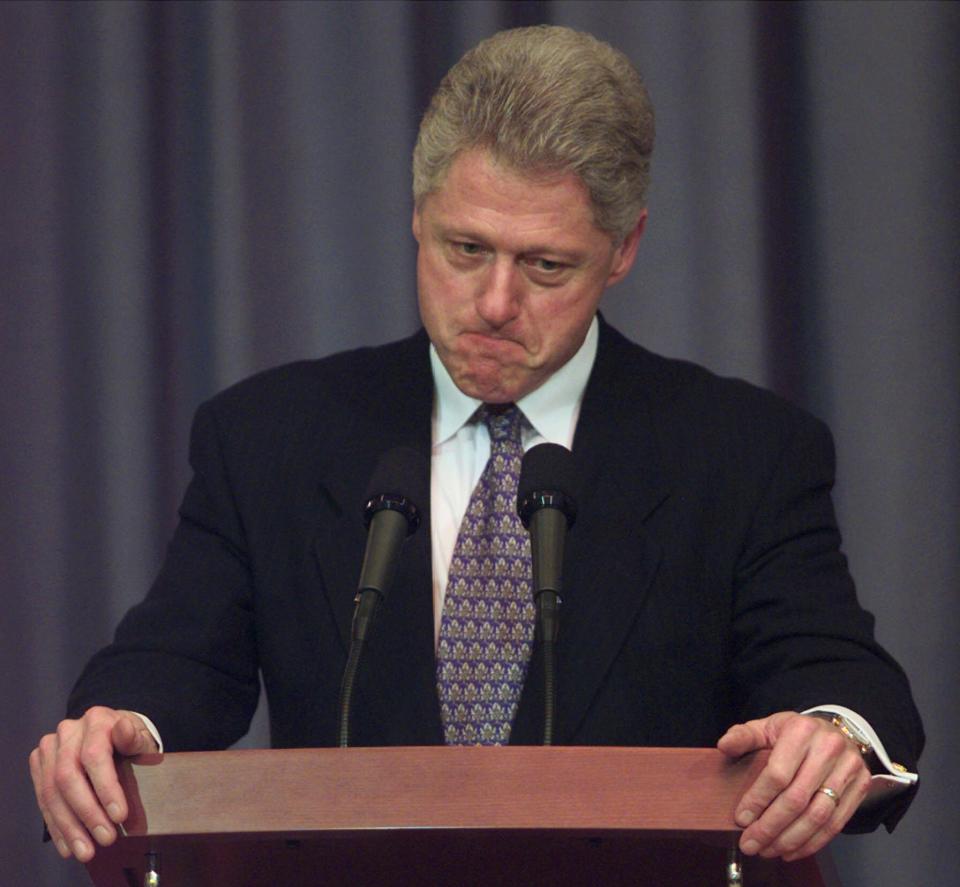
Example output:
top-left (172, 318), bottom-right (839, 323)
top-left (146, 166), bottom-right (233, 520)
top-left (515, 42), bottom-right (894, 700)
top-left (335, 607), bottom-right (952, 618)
top-left (85, 746), bottom-right (837, 886)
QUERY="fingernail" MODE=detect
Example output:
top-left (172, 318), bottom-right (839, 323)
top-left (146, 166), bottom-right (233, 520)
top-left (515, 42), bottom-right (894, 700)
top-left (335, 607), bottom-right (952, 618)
top-left (93, 825), bottom-right (111, 844)
top-left (56, 839), bottom-right (70, 858)
top-left (72, 839), bottom-right (90, 859)
top-left (107, 802), bottom-right (121, 821)
top-left (741, 839), bottom-right (760, 855)
top-left (735, 809), bottom-right (754, 827)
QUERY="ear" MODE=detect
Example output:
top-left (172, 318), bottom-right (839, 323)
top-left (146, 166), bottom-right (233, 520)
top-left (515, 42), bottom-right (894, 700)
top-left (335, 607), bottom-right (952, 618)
top-left (412, 205), bottom-right (422, 242)
top-left (605, 210), bottom-right (648, 287)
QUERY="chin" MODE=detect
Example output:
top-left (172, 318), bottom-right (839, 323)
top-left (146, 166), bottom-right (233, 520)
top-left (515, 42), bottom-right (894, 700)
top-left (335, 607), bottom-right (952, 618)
top-left (464, 376), bottom-right (535, 405)
top-left (448, 351), bottom-right (539, 403)
top-left (454, 372), bottom-right (513, 404)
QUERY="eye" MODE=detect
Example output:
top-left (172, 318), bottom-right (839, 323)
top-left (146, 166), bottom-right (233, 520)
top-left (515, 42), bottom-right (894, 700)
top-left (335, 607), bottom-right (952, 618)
top-left (526, 256), bottom-right (566, 274)
top-left (456, 241), bottom-right (483, 256)
top-left (533, 258), bottom-right (562, 272)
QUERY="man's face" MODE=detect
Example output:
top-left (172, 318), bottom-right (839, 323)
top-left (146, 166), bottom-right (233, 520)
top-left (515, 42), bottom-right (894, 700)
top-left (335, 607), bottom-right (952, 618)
top-left (413, 149), bottom-right (645, 404)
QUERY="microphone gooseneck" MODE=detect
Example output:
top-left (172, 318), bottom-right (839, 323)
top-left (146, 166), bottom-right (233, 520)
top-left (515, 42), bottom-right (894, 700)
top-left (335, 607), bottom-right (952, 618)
top-left (517, 443), bottom-right (577, 746)
top-left (338, 447), bottom-right (425, 748)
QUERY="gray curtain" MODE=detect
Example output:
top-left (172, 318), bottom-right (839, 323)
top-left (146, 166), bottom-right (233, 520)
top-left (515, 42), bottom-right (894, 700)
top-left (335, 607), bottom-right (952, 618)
top-left (2, 2), bottom-right (956, 885)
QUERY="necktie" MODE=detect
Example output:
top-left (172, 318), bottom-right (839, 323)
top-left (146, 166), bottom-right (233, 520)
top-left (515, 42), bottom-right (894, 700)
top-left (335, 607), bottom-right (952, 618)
top-left (436, 404), bottom-right (535, 745)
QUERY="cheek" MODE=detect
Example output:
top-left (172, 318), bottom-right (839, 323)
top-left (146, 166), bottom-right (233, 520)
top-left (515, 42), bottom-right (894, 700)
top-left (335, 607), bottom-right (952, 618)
top-left (417, 255), bottom-right (444, 309)
top-left (418, 266), bottom-right (467, 350)
top-left (422, 260), bottom-right (476, 317)
top-left (530, 293), bottom-right (598, 357)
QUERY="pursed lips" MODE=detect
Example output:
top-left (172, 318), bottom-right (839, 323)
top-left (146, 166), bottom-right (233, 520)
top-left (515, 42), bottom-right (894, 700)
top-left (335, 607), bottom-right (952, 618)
top-left (459, 330), bottom-right (527, 352)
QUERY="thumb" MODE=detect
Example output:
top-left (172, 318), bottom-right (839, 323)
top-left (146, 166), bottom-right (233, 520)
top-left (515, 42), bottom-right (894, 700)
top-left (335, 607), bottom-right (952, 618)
top-left (717, 712), bottom-right (794, 757)
top-left (111, 712), bottom-right (158, 756)
top-left (718, 721), bottom-right (767, 757)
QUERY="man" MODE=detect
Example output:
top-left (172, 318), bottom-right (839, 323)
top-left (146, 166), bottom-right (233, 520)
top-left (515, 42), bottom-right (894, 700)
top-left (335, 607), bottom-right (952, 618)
top-left (30, 25), bottom-right (922, 869)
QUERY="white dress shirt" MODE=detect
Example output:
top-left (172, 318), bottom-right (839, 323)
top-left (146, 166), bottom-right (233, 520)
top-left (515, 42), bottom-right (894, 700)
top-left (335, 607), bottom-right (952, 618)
top-left (429, 316), bottom-right (598, 642)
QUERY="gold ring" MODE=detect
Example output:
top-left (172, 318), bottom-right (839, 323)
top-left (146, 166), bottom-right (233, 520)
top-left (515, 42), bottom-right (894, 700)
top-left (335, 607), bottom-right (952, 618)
top-left (817, 786), bottom-right (840, 806)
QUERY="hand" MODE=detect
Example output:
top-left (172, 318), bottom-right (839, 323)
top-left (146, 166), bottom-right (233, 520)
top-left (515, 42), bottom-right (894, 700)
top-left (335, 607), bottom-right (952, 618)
top-left (717, 711), bottom-right (871, 861)
top-left (29, 707), bottom-right (159, 862)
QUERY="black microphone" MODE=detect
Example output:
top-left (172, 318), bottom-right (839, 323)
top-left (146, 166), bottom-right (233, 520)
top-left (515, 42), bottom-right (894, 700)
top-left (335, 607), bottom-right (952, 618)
top-left (517, 443), bottom-right (577, 746)
top-left (338, 446), bottom-right (425, 747)
top-left (356, 451), bottom-right (424, 603)
top-left (518, 443), bottom-right (578, 595)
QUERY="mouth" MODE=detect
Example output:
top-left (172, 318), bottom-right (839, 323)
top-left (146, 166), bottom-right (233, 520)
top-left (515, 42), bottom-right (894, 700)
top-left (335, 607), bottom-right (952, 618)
top-left (460, 331), bottom-right (524, 353)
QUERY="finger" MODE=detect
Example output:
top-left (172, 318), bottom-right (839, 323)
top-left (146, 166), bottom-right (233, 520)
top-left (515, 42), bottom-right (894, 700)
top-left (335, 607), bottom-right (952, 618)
top-left (93, 713), bottom-right (154, 824)
top-left (35, 731), bottom-right (100, 861)
top-left (781, 792), bottom-right (866, 861)
top-left (734, 716), bottom-right (821, 829)
top-left (768, 760), bottom-right (871, 861)
top-left (45, 774), bottom-right (101, 861)
top-left (76, 721), bottom-right (128, 831)
top-left (740, 734), bottom-right (860, 856)
top-left (29, 744), bottom-right (71, 859)
top-left (53, 717), bottom-right (120, 855)
top-left (780, 769), bottom-right (871, 860)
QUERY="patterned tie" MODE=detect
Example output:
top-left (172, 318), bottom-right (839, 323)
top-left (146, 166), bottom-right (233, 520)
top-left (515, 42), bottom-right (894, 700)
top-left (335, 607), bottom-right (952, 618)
top-left (436, 404), bottom-right (535, 745)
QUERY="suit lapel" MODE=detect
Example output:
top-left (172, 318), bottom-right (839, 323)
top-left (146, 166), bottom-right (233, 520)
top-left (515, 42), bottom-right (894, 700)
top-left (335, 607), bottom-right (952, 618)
top-left (513, 319), bottom-right (671, 743)
top-left (311, 331), bottom-right (443, 745)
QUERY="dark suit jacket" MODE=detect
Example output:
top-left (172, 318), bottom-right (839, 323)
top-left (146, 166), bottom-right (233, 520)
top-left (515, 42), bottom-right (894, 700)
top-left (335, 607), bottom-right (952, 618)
top-left (69, 318), bottom-right (923, 830)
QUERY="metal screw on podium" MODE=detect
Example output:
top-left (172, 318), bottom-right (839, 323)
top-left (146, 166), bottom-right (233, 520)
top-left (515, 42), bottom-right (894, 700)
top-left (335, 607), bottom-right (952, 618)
top-left (726, 847), bottom-right (744, 886)
top-left (144, 851), bottom-right (160, 887)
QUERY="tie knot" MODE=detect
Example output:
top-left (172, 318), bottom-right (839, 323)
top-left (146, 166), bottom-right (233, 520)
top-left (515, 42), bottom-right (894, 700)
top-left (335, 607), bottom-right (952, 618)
top-left (480, 404), bottom-right (523, 445)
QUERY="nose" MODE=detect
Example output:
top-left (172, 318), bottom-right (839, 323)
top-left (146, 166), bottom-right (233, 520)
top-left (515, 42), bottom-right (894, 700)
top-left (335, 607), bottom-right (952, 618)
top-left (475, 258), bottom-right (522, 329)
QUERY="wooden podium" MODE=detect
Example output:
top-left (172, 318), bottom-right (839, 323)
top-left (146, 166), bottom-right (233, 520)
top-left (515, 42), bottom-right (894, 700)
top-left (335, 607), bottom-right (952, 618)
top-left (86, 746), bottom-right (838, 886)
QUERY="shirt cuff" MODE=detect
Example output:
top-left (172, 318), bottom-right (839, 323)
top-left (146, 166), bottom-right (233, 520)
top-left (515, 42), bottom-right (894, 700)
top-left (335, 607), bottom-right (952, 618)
top-left (803, 704), bottom-right (918, 803)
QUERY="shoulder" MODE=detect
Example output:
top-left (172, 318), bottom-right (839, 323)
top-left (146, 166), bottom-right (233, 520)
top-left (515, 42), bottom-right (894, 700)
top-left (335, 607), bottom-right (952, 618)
top-left (594, 319), bottom-right (834, 462)
top-left (181, 329), bottom-right (432, 472)
top-left (199, 329), bottom-right (430, 423)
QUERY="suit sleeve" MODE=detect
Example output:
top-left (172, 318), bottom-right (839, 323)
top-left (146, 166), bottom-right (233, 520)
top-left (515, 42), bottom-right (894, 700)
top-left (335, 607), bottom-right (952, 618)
top-left (727, 411), bottom-right (924, 831)
top-left (66, 399), bottom-right (261, 752)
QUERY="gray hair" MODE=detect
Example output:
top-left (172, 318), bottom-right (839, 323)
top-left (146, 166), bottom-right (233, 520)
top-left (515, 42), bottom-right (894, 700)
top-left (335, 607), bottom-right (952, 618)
top-left (412, 25), bottom-right (655, 241)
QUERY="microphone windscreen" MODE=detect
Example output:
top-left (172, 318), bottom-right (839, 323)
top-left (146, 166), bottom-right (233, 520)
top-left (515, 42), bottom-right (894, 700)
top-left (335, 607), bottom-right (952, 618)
top-left (518, 443), bottom-right (577, 501)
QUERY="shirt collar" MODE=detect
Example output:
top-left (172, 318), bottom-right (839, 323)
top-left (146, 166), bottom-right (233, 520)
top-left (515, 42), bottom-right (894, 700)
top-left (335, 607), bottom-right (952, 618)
top-left (430, 315), bottom-right (599, 446)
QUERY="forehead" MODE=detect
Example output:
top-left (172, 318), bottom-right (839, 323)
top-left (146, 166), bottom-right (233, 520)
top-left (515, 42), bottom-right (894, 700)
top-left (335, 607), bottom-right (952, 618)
top-left (421, 149), bottom-right (606, 248)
